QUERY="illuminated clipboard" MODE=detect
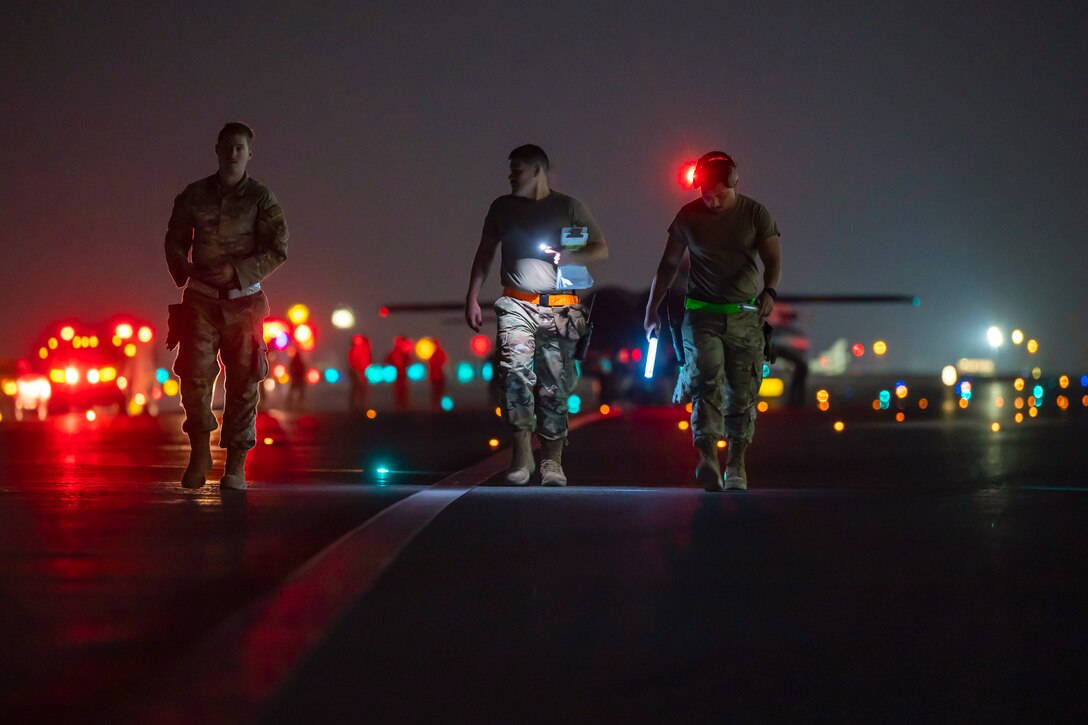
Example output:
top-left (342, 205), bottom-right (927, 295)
top-left (555, 226), bottom-right (594, 290)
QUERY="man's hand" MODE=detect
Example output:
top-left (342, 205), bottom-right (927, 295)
top-left (756, 290), bottom-right (775, 317)
top-left (193, 263), bottom-right (237, 289)
top-left (644, 309), bottom-right (661, 341)
top-left (465, 298), bottom-right (483, 332)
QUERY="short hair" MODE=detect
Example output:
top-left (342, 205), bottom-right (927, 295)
top-left (217, 122), bottom-right (255, 145)
top-left (508, 144), bottom-right (549, 172)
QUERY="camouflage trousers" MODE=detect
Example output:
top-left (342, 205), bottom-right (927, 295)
top-left (172, 289), bottom-right (270, 450)
top-left (681, 307), bottom-right (764, 445)
top-left (495, 296), bottom-right (588, 440)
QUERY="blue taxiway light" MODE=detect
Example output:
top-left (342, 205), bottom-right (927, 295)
top-left (440, 396), bottom-right (454, 411)
top-left (407, 363), bottom-right (426, 382)
top-left (569, 394), bottom-right (582, 415)
top-left (324, 368), bottom-right (340, 384)
top-left (155, 368), bottom-right (170, 384)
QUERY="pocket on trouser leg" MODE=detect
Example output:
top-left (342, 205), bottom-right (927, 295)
top-left (251, 333), bottom-right (269, 384)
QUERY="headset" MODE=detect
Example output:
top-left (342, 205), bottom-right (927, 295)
top-left (693, 151), bottom-right (739, 189)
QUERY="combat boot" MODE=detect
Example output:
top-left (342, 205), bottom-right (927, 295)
top-left (505, 430), bottom-right (535, 486)
top-left (694, 438), bottom-right (723, 492)
top-left (540, 437), bottom-right (567, 487)
top-left (221, 448), bottom-right (249, 491)
top-left (724, 439), bottom-right (749, 490)
top-left (181, 433), bottom-right (212, 489)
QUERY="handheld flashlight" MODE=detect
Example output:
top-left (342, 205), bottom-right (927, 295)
top-left (643, 335), bottom-right (659, 379)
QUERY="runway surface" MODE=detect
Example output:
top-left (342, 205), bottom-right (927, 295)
top-left (1, 379), bottom-right (1086, 722)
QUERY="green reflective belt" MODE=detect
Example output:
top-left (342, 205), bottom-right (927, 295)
top-left (684, 297), bottom-right (757, 314)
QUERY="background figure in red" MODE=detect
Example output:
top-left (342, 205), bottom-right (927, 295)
top-left (428, 340), bottom-right (448, 410)
top-left (348, 335), bottom-right (372, 411)
top-left (385, 336), bottom-right (412, 410)
top-left (287, 346), bottom-right (307, 411)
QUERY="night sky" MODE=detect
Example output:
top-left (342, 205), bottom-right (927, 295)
top-left (2, 1), bottom-right (1086, 372)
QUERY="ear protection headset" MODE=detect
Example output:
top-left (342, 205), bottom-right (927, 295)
top-left (694, 151), bottom-right (738, 189)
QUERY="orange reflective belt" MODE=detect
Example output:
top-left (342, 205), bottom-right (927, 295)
top-left (503, 288), bottom-right (580, 307)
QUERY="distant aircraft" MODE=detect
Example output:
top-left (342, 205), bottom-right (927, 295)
top-left (379, 286), bottom-right (918, 408)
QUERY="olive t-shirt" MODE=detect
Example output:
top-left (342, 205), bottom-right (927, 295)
top-left (482, 191), bottom-right (603, 293)
top-left (667, 194), bottom-right (780, 303)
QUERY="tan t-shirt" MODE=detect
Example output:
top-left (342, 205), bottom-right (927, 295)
top-left (667, 194), bottom-right (779, 303)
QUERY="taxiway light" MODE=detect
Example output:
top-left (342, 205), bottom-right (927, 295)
top-left (2, 381), bottom-right (16, 396)
top-left (331, 307), bottom-right (356, 330)
top-left (959, 398), bottom-right (969, 409)
top-left (494, 407), bottom-right (502, 417)
top-left (1059, 375), bottom-right (1070, 389)
top-left (379, 307), bottom-right (390, 318)
top-left (287, 304), bottom-right (310, 326)
top-left (757, 401), bottom-right (769, 413)
top-left (115, 323), bottom-right (133, 340)
top-left (918, 398), bottom-right (929, 409)
top-left (1031, 367), bottom-right (1041, 380)
top-left (306, 368), bottom-right (321, 385)
top-left (995, 397), bottom-right (1004, 408)
top-left (264, 437), bottom-right (275, 446)
top-left (717, 440), bottom-right (727, 449)
top-left (1014, 397), bottom-right (1024, 409)
top-left (124, 343), bottom-right (137, 357)
top-left (896, 412), bottom-right (906, 422)
top-left (65, 367), bottom-right (78, 385)
top-left (1081, 375), bottom-right (1088, 388)
top-left (440, 396), bottom-right (454, 411)
top-left (873, 340), bottom-right (888, 356)
top-left (986, 326), bottom-right (1003, 348)
top-left (325, 368), bottom-right (340, 384)
top-left (1015, 413), bottom-right (1024, 423)
top-left (38, 347), bottom-right (48, 359)
top-left (685, 402), bottom-right (693, 413)
top-left (117, 377), bottom-right (128, 390)
top-left (1011, 329), bottom-right (1024, 345)
top-left (643, 337), bottom-right (659, 379)
top-left (1029, 407), bottom-right (1038, 418)
top-left (481, 362), bottom-right (493, 382)
top-left (60, 326), bottom-right (75, 341)
top-left (134, 393), bottom-right (147, 405)
top-left (895, 385), bottom-right (908, 399)
top-left (48, 338), bottom-right (58, 349)
top-left (366, 409), bottom-right (378, 419)
top-left (1026, 339), bottom-right (1038, 354)
top-left (818, 401), bottom-right (830, 411)
top-left (163, 380), bottom-right (179, 396)
top-left (471, 335), bottom-right (491, 357)
top-left (834, 421), bottom-right (845, 432)
top-left (852, 343), bottom-right (865, 357)
top-left (569, 395), bottom-right (582, 414)
top-left (1014, 378), bottom-right (1025, 391)
top-left (489, 438), bottom-right (500, 449)
top-left (941, 366), bottom-right (957, 386)
top-left (678, 421), bottom-right (690, 431)
top-left (86, 410), bottom-right (96, 422)
top-left (86, 369), bottom-right (100, 384)
top-left (1057, 396), bottom-right (1069, 410)
top-left (991, 422), bottom-right (1001, 433)
top-left (137, 327), bottom-right (152, 343)
top-left (415, 337), bottom-right (437, 361)
top-left (816, 389), bottom-right (830, 404)
top-left (456, 362), bottom-right (474, 384)
top-left (407, 363), bottom-right (426, 382)
top-left (599, 405), bottom-right (611, 415)
top-left (1083, 395), bottom-right (1088, 407)
top-left (294, 323), bottom-right (316, 352)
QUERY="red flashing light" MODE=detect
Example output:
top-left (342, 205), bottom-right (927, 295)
top-left (306, 368), bottom-right (321, 385)
top-left (470, 334), bottom-right (491, 357)
top-left (631, 347), bottom-right (643, 362)
top-left (852, 343), bottom-right (865, 357)
top-left (379, 307), bottom-right (390, 318)
top-left (678, 160), bottom-right (698, 190)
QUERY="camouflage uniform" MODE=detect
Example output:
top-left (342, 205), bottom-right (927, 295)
top-left (164, 173), bottom-right (288, 450)
top-left (682, 308), bottom-right (764, 444)
top-left (495, 296), bottom-right (587, 441)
